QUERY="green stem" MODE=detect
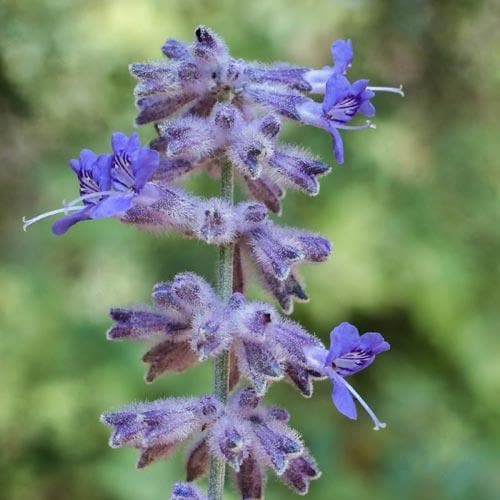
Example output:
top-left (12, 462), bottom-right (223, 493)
top-left (207, 159), bottom-right (234, 500)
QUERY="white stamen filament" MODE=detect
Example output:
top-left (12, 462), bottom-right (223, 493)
top-left (22, 205), bottom-right (86, 231)
top-left (338, 376), bottom-right (387, 431)
top-left (335, 120), bottom-right (376, 131)
top-left (63, 190), bottom-right (115, 208)
top-left (367, 85), bottom-right (405, 97)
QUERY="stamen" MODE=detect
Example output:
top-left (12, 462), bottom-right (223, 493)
top-left (367, 85), bottom-right (405, 97)
top-left (335, 120), bottom-right (375, 131)
top-left (337, 376), bottom-right (386, 430)
top-left (63, 190), bottom-right (115, 208)
top-left (22, 205), bottom-right (86, 231)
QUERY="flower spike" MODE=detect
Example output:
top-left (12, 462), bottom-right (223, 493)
top-left (27, 24), bottom-right (401, 498)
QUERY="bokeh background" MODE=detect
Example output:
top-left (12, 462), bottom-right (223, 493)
top-left (1, 0), bottom-right (500, 499)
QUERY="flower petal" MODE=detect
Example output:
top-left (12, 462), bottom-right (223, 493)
top-left (331, 374), bottom-right (357, 419)
top-left (51, 209), bottom-right (91, 235)
top-left (111, 132), bottom-right (130, 152)
top-left (327, 124), bottom-right (345, 165)
top-left (90, 195), bottom-right (132, 219)
top-left (323, 75), bottom-right (351, 114)
top-left (358, 99), bottom-right (376, 117)
top-left (132, 147), bottom-right (159, 190)
top-left (331, 39), bottom-right (353, 75)
top-left (358, 332), bottom-right (390, 355)
top-left (326, 322), bottom-right (360, 365)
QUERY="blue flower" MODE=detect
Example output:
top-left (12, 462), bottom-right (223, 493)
top-left (23, 132), bottom-right (159, 235)
top-left (299, 39), bottom-right (404, 164)
top-left (321, 40), bottom-right (376, 163)
top-left (305, 322), bottom-right (390, 430)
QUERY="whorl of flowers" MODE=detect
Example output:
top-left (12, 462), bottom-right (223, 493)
top-left (25, 26), bottom-right (401, 499)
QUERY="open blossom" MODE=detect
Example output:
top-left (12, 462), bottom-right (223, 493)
top-left (296, 39), bottom-right (377, 164)
top-left (304, 322), bottom-right (390, 430)
top-left (102, 387), bottom-right (321, 496)
top-left (23, 132), bottom-right (161, 234)
top-left (52, 132), bottom-right (161, 234)
top-left (248, 39), bottom-right (403, 164)
top-left (107, 273), bottom-right (326, 396)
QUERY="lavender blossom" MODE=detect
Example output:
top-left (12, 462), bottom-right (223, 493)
top-left (304, 322), bottom-right (390, 430)
top-left (130, 26), bottom-right (240, 124)
top-left (295, 40), bottom-right (378, 164)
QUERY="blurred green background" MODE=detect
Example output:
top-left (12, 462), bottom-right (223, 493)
top-left (1, 0), bottom-right (500, 499)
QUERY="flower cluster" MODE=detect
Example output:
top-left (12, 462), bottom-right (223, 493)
top-left (102, 387), bottom-right (321, 496)
top-left (151, 104), bottom-right (331, 212)
top-left (107, 272), bottom-right (325, 396)
top-left (27, 25), bottom-right (400, 499)
top-left (132, 28), bottom-right (402, 159)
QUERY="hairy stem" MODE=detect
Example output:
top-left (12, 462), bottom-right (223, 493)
top-left (208, 158), bottom-right (234, 500)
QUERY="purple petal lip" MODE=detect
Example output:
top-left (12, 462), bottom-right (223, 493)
top-left (326, 322), bottom-right (361, 364)
top-left (51, 208), bottom-right (91, 235)
top-left (331, 39), bottom-right (354, 75)
top-left (330, 372), bottom-right (357, 419)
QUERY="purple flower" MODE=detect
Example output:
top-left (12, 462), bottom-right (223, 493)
top-left (299, 39), bottom-right (403, 163)
top-left (305, 322), bottom-right (390, 430)
top-left (23, 132), bottom-right (160, 234)
top-left (130, 26), bottom-right (242, 125)
top-left (296, 41), bottom-right (376, 163)
top-left (244, 39), bottom-right (402, 164)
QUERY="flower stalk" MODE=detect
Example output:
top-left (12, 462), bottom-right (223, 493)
top-left (208, 158), bottom-right (234, 499)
